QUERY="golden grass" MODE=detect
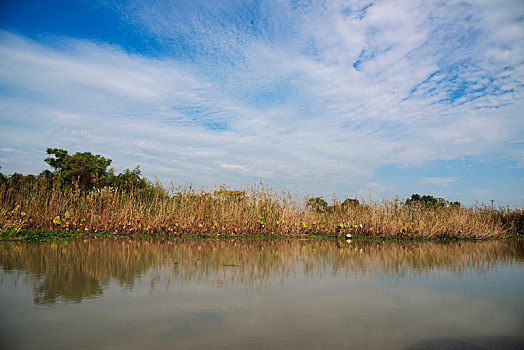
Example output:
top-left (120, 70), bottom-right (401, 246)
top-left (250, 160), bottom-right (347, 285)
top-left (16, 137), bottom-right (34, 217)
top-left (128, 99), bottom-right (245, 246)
top-left (0, 179), bottom-right (521, 239)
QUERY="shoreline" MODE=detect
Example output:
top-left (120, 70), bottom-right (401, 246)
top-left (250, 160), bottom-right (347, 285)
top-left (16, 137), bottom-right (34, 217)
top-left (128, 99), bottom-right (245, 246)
top-left (1, 229), bottom-right (521, 243)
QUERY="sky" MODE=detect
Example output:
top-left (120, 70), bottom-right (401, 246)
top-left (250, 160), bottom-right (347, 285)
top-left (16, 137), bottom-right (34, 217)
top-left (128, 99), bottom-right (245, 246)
top-left (0, 0), bottom-right (523, 206)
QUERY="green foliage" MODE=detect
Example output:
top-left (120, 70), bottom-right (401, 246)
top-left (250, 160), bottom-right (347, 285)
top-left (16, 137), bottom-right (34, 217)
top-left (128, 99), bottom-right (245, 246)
top-left (107, 166), bottom-right (151, 192)
top-left (341, 198), bottom-right (360, 208)
top-left (405, 194), bottom-right (459, 209)
top-left (307, 197), bottom-right (360, 213)
top-left (45, 148), bottom-right (112, 189)
top-left (44, 148), bottom-right (69, 170)
top-left (449, 201), bottom-right (461, 208)
top-left (40, 148), bottom-right (157, 193)
top-left (0, 229), bottom-right (76, 241)
top-left (257, 213), bottom-right (266, 227)
top-left (306, 197), bottom-right (329, 213)
top-left (38, 169), bottom-right (54, 180)
top-left (53, 216), bottom-right (61, 225)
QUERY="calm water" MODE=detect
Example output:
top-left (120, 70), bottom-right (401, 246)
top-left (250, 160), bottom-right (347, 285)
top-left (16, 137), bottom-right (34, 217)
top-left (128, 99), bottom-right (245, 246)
top-left (1, 238), bottom-right (523, 350)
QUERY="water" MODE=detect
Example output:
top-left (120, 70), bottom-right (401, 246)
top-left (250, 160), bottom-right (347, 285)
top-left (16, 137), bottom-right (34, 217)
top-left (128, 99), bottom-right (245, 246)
top-left (1, 238), bottom-right (523, 349)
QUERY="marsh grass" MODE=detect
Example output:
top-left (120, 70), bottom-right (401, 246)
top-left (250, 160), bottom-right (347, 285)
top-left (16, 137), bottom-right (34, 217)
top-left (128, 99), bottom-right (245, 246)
top-left (0, 178), bottom-right (522, 239)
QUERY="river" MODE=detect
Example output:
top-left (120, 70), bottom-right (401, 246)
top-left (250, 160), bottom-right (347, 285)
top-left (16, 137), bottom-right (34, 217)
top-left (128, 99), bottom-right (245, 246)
top-left (1, 238), bottom-right (523, 349)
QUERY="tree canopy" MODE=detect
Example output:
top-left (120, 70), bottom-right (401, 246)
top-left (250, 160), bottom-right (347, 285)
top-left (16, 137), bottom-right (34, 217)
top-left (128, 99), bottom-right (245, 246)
top-left (24, 147), bottom-right (151, 191)
top-left (405, 194), bottom-right (460, 208)
top-left (107, 166), bottom-right (151, 191)
top-left (45, 148), bottom-right (113, 189)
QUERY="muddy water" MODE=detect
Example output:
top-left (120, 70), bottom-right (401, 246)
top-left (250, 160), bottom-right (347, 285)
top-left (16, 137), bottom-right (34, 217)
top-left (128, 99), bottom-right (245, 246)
top-left (1, 238), bottom-right (523, 349)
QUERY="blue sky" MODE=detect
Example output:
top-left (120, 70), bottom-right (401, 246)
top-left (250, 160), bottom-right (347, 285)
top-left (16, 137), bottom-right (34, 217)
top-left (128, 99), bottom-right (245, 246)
top-left (0, 0), bottom-right (523, 206)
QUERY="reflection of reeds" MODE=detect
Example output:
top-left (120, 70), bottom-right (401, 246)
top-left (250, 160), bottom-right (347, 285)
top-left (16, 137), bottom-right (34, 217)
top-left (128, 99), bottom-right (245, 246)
top-left (0, 238), bottom-right (522, 304)
top-left (1, 180), bottom-right (521, 238)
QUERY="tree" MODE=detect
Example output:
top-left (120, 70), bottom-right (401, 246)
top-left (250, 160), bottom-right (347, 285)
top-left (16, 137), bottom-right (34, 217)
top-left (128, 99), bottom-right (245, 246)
top-left (107, 166), bottom-right (150, 192)
top-left (341, 198), bottom-right (360, 207)
top-left (45, 148), bottom-right (112, 189)
top-left (405, 194), bottom-right (458, 208)
top-left (213, 188), bottom-right (247, 202)
top-left (306, 197), bottom-right (329, 213)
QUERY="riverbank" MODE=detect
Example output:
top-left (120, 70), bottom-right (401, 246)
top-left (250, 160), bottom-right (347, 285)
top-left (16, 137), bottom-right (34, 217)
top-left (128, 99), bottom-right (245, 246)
top-left (1, 181), bottom-right (522, 240)
top-left (1, 228), bottom-right (521, 243)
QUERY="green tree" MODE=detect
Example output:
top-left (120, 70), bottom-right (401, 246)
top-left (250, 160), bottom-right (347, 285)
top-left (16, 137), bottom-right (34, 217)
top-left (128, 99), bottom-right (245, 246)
top-left (45, 148), bottom-right (112, 189)
top-left (213, 188), bottom-right (247, 202)
top-left (341, 198), bottom-right (360, 207)
top-left (306, 197), bottom-right (329, 213)
top-left (107, 166), bottom-right (150, 192)
top-left (406, 194), bottom-right (456, 208)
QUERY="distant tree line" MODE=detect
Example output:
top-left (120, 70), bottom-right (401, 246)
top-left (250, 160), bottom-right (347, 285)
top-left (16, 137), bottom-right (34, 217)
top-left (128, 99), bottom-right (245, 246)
top-left (0, 148), bottom-right (153, 192)
top-left (1, 148), bottom-right (522, 237)
top-left (306, 197), bottom-right (360, 213)
top-left (0, 148), bottom-right (463, 211)
top-left (306, 193), bottom-right (461, 213)
top-left (405, 194), bottom-right (461, 208)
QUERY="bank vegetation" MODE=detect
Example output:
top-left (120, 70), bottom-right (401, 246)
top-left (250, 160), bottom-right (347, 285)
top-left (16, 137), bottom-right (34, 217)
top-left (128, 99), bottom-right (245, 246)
top-left (1, 148), bottom-right (522, 240)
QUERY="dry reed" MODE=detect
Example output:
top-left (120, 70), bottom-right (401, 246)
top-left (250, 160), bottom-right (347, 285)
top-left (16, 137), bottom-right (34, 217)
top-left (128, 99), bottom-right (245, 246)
top-left (0, 179), bottom-right (521, 239)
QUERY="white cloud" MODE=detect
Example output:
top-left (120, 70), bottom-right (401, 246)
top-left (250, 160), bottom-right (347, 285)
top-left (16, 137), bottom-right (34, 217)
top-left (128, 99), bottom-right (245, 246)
top-left (469, 189), bottom-right (493, 196)
top-left (0, 0), bottom-right (523, 201)
top-left (422, 177), bottom-right (458, 187)
top-left (218, 162), bottom-right (249, 173)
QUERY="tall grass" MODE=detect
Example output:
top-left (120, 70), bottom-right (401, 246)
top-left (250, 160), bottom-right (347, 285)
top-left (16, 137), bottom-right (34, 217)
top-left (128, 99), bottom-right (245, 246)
top-left (0, 178), bottom-right (522, 239)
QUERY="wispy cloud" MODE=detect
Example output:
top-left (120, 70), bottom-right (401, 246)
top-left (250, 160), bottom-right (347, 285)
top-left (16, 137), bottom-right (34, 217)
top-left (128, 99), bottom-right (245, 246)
top-left (0, 0), bottom-right (523, 203)
top-left (422, 177), bottom-right (458, 187)
top-left (470, 189), bottom-right (493, 196)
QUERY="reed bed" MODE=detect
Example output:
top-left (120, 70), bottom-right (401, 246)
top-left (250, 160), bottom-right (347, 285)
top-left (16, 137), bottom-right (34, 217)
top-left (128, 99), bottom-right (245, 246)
top-left (1, 238), bottom-right (522, 304)
top-left (0, 179), bottom-right (522, 239)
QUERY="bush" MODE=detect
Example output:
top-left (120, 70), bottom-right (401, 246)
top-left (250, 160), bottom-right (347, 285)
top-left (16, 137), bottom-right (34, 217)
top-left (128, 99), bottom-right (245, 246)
top-left (306, 197), bottom-right (329, 213)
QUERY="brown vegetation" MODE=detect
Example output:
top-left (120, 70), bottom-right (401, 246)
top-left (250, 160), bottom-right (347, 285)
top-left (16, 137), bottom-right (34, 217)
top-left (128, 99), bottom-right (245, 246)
top-left (1, 177), bottom-right (522, 239)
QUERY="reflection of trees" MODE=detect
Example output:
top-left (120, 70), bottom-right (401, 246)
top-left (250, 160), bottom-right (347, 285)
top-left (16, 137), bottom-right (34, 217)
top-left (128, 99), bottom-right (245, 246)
top-left (0, 238), bottom-right (522, 304)
top-left (34, 273), bottom-right (103, 305)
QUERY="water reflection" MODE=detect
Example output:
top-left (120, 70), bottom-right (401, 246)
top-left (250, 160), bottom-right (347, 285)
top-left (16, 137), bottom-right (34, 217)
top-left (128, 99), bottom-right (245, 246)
top-left (0, 238), bottom-right (522, 305)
